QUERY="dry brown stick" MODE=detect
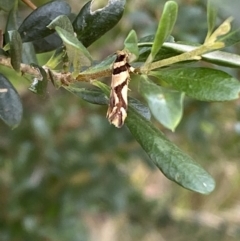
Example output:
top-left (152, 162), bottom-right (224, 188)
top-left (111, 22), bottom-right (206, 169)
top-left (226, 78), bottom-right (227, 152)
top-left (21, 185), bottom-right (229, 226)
top-left (0, 56), bottom-right (77, 85)
top-left (21, 0), bottom-right (37, 10)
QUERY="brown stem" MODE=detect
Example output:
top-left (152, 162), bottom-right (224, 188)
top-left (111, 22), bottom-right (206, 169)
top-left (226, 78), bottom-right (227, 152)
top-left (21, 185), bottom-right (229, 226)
top-left (0, 56), bottom-right (77, 86)
top-left (21, 0), bottom-right (37, 10)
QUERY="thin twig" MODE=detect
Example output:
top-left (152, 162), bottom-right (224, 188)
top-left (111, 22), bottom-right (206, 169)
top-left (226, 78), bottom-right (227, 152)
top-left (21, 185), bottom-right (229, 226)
top-left (0, 56), bottom-right (77, 85)
top-left (21, 0), bottom-right (37, 10)
top-left (140, 42), bottom-right (224, 73)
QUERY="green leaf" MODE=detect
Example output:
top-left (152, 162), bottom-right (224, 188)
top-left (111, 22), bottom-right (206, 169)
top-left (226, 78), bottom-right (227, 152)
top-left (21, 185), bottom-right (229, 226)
top-left (146, 1), bottom-right (178, 63)
top-left (28, 64), bottom-right (48, 96)
top-left (47, 15), bottom-right (74, 34)
top-left (64, 86), bottom-right (108, 105)
top-left (5, 0), bottom-right (18, 35)
top-left (8, 30), bottom-right (22, 72)
top-left (205, 0), bottom-right (218, 41)
top-left (128, 97), bottom-right (151, 121)
top-left (32, 33), bottom-right (62, 54)
top-left (202, 50), bottom-right (240, 68)
top-left (139, 76), bottom-right (184, 131)
top-left (0, 73), bottom-right (23, 128)
top-left (18, 1), bottom-right (71, 42)
top-left (92, 80), bottom-right (111, 96)
top-left (55, 26), bottom-right (92, 76)
top-left (73, 0), bottom-right (126, 47)
top-left (124, 30), bottom-right (139, 60)
top-left (151, 67), bottom-right (240, 101)
top-left (76, 54), bottom-right (115, 81)
top-left (126, 105), bottom-right (215, 194)
top-left (81, 54), bottom-right (115, 74)
top-left (22, 42), bottom-right (38, 65)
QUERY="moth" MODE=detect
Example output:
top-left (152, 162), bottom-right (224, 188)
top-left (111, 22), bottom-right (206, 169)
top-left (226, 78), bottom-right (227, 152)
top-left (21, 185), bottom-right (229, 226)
top-left (107, 50), bottom-right (135, 128)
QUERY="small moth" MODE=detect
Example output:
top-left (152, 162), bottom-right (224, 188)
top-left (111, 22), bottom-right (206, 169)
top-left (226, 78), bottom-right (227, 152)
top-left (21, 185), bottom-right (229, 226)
top-left (107, 50), bottom-right (135, 128)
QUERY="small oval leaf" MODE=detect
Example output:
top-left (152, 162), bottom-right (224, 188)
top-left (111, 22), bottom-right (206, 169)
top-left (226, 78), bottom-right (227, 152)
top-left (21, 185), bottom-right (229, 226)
top-left (139, 76), bottom-right (184, 131)
top-left (0, 73), bottom-right (23, 128)
top-left (18, 1), bottom-right (71, 42)
top-left (22, 42), bottom-right (38, 64)
top-left (32, 33), bottom-right (62, 54)
top-left (55, 26), bottom-right (92, 75)
top-left (146, 1), bottom-right (178, 63)
top-left (47, 15), bottom-right (74, 34)
top-left (124, 30), bottom-right (139, 60)
top-left (73, 0), bottom-right (126, 47)
top-left (126, 105), bottom-right (215, 194)
top-left (8, 30), bottom-right (22, 72)
top-left (205, 0), bottom-right (218, 41)
top-left (65, 86), bottom-right (108, 105)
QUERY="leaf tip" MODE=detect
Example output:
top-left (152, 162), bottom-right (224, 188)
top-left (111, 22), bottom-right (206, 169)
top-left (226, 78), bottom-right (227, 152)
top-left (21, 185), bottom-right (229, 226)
top-left (194, 174), bottom-right (216, 195)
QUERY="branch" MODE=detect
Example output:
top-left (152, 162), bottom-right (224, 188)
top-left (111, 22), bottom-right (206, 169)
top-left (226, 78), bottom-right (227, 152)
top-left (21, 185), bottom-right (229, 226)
top-left (76, 69), bottom-right (111, 82)
top-left (21, 0), bottom-right (37, 10)
top-left (0, 56), bottom-right (76, 85)
top-left (140, 42), bottom-right (224, 73)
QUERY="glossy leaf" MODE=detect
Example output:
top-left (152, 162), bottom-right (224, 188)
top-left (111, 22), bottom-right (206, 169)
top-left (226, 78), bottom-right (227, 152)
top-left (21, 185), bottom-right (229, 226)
top-left (28, 65), bottom-right (48, 96)
top-left (47, 15), bottom-right (74, 34)
top-left (126, 105), bottom-right (215, 194)
top-left (5, 0), bottom-right (18, 34)
top-left (76, 54), bottom-right (115, 81)
top-left (151, 67), bottom-right (240, 101)
top-left (0, 73), bottom-right (22, 128)
top-left (80, 54), bottom-right (115, 74)
top-left (55, 26), bottom-right (92, 76)
top-left (22, 42), bottom-right (38, 65)
top-left (18, 1), bottom-right (71, 42)
top-left (32, 33), bottom-right (62, 54)
top-left (72, 0), bottom-right (125, 47)
top-left (124, 30), bottom-right (139, 60)
top-left (146, 1), bottom-right (178, 63)
top-left (8, 30), bottom-right (22, 72)
top-left (65, 86), bottom-right (108, 105)
top-left (128, 97), bottom-right (151, 121)
top-left (205, 0), bottom-right (218, 41)
top-left (93, 80), bottom-right (111, 96)
top-left (139, 76), bottom-right (184, 131)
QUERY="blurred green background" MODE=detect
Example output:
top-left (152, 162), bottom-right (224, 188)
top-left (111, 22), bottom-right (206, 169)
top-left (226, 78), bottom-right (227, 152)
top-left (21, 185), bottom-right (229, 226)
top-left (1, 0), bottom-right (240, 240)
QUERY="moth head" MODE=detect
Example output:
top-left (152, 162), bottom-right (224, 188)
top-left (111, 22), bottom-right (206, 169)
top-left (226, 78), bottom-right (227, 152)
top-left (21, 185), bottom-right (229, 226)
top-left (115, 50), bottom-right (129, 62)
